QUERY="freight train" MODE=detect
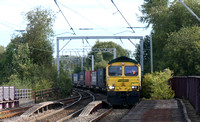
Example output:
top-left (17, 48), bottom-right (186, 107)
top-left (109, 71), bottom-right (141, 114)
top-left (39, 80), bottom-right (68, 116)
top-left (72, 56), bottom-right (141, 106)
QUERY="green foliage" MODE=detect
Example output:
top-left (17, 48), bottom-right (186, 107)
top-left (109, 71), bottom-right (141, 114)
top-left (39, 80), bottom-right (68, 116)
top-left (142, 69), bottom-right (175, 99)
top-left (0, 46), bottom-right (5, 54)
top-left (164, 26), bottom-right (200, 75)
top-left (25, 7), bottom-right (54, 66)
top-left (0, 46), bottom-right (7, 83)
top-left (14, 7), bottom-right (55, 66)
top-left (138, 0), bottom-right (200, 74)
top-left (91, 41), bottom-right (130, 62)
top-left (11, 43), bottom-right (33, 79)
top-left (134, 35), bottom-right (151, 74)
top-left (83, 41), bottom-right (130, 71)
top-left (0, 7), bottom-right (72, 97)
top-left (94, 60), bottom-right (107, 70)
top-left (57, 68), bottom-right (72, 97)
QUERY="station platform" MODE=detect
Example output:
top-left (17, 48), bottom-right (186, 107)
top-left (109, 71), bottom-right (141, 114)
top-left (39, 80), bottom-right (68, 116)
top-left (120, 99), bottom-right (188, 122)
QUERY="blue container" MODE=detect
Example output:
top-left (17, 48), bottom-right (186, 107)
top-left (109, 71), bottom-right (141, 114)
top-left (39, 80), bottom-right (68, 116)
top-left (92, 71), bottom-right (98, 87)
top-left (72, 73), bottom-right (78, 85)
top-left (97, 68), bottom-right (106, 89)
top-left (79, 72), bottom-right (85, 86)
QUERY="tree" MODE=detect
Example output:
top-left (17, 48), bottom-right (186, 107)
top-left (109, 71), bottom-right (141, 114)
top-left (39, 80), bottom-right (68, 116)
top-left (0, 46), bottom-right (7, 83)
top-left (134, 35), bottom-right (151, 74)
top-left (1, 6), bottom-right (56, 85)
top-left (164, 26), bottom-right (200, 75)
top-left (6, 43), bottom-right (34, 88)
top-left (24, 7), bottom-right (55, 65)
top-left (85, 41), bottom-right (130, 70)
top-left (7, 7), bottom-right (55, 66)
top-left (90, 41), bottom-right (130, 61)
top-left (139, 0), bottom-right (200, 72)
top-left (0, 46), bottom-right (5, 54)
top-left (1, 7), bottom-right (72, 95)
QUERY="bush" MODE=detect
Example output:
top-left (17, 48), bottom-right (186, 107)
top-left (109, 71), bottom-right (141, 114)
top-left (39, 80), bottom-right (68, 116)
top-left (142, 68), bottom-right (175, 99)
top-left (56, 68), bottom-right (72, 98)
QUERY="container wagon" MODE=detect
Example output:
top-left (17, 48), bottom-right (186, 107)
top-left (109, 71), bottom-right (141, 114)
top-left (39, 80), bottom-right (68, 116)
top-left (78, 72), bottom-right (85, 87)
top-left (85, 71), bottom-right (93, 88)
top-left (92, 71), bottom-right (98, 89)
top-left (97, 68), bottom-right (106, 91)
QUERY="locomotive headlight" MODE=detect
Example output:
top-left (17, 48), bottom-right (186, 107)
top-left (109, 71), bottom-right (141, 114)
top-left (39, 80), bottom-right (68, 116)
top-left (108, 86), bottom-right (115, 90)
top-left (132, 86), bottom-right (138, 89)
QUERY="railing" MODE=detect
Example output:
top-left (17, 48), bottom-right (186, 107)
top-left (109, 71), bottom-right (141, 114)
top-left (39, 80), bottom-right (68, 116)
top-left (0, 87), bottom-right (62, 109)
top-left (15, 89), bottom-right (32, 99)
top-left (33, 88), bottom-right (61, 103)
top-left (170, 76), bottom-right (200, 113)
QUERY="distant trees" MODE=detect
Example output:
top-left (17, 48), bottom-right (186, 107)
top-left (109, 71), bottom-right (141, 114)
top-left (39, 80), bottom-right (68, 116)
top-left (0, 46), bottom-right (7, 83)
top-left (0, 46), bottom-right (5, 54)
top-left (91, 41), bottom-right (130, 61)
top-left (134, 36), bottom-right (151, 74)
top-left (0, 7), bottom-right (72, 96)
top-left (86, 41), bottom-right (130, 70)
top-left (137, 0), bottom-right (200, 75)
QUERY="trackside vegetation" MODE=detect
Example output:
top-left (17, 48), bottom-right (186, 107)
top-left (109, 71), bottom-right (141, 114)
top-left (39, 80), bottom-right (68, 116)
top-left (141, 69), bottom-right (175, 99)
top-left (0, 7), bottom-right (72, 98)
top-left (136, 0), bottom-right (200, 75)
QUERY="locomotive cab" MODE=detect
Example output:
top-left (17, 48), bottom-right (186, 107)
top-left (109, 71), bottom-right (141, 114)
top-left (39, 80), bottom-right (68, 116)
top-left (106, 56), bottom-right (141, 106)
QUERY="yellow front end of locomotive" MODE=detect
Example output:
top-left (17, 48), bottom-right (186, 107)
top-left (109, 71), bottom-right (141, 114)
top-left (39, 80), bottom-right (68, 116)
top-left (106, 62), bottom-right (141, 92)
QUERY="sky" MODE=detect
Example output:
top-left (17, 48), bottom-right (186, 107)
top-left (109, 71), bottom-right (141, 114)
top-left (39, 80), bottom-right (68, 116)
top-left (0, 0), bottom-right (151, 57)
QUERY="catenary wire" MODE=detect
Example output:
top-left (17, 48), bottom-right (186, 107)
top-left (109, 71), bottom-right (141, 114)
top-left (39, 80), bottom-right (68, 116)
top-left (57, 1), bottom-right (114, 36)
top-left (111, 0), bottom-right (135, 33)
top-left (54, 0), bottom-right (76, 35)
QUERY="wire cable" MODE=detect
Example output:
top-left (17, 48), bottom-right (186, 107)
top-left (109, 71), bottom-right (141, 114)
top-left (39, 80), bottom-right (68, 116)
top-left (111, 0), bottom-right (135, 33)
top-left (54, 0), bottom-right (76, 35)
top-left (57, 1), bottom-right (114, 35)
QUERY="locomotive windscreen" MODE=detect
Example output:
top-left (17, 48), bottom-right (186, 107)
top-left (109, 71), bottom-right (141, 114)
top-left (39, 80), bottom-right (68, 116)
top-left (125, 66), bottom-right (138, 76)
top-left (108, 66), bottom-right (122, 76)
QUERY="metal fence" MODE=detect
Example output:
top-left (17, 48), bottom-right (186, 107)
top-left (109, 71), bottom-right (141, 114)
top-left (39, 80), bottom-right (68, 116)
top-left (170, 76), bottom-right (200, 113)
top-left (15, 89), bottom-right (32, 99)
top-left (33, 88), bottom-right (61, 103)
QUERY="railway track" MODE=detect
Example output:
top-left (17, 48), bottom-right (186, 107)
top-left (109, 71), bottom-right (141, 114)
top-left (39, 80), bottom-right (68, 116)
top-left (2, 89), bottom-right (110, 122)
top-left (0, 106), bottom-right (33, 120)
top-left (1, 90), bottom-right (81, 121)
top-left (66, 105), bottom-right (131, 122)
top-left (27, 90), bottom-right (94, 122)
top-left (89, 108), bottom-right (113, 122)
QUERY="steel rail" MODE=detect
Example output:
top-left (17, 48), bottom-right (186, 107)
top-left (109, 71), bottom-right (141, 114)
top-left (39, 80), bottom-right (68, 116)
top-left (29, 91), bottom-right (82, 122)
top-left (89, 108), bottom-right (113, 122)
top-left (56, 90), bottom-right (96, 122)
top-left (0, 106), bottom-right (33, 119)
top-left (29, 90), bottom-right (94, 122)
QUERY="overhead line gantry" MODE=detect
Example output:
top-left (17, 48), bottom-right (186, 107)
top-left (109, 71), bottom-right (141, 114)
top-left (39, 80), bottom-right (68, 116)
top-left (56, 36), bottom-right (144, 77)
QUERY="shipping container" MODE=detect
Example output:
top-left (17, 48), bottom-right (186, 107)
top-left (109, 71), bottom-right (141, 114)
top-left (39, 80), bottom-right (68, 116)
top-left (10, 86), bottom-right (15, 100)
top-left (97, 68), bottom-right (106, 89)
top-left (4, 86), bottom-right (9, 101)
top-left (72, 73), bottom-right (78, 84)
top-left (0, 87), bottom-right (3, 101)
top-left (85, 71), bottom-right (93, 87)
top-left (92, 71), bottom-right (97, 87)
top-left (79, 72), bottom-right (85, 86)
